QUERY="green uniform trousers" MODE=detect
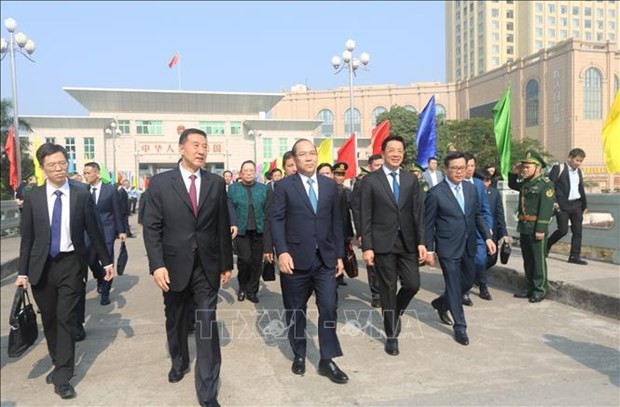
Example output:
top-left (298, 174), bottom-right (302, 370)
top-left (519, 233), bottom-right (548, 296)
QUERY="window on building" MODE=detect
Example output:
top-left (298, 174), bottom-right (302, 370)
top-left (536, 15), bottom-right (544, 25)
top-left (585, 31), bottom-right (592, 40)
top-left (84, 137), bottom-right (95, 160)
top-left (548, 40), bottom-right (556, 47)
top-left (535, 2), bottom-right (543, 13)
top-left (535, 40), bottom-right (543, 50)
top-left (136, 120), bottom-right (164, 135)
top-left (560, 5), bottom-right (567, 14)
top-left (560, 30), bottom-right (568, 39)
top-left (278, 138), bottom-right (288, 156)
top-left (371, 106), bottom-right (387, 127)
top-left (596, 32), bottom-right (603, 41)
top-left (198, 121), bottom-right (225, 135)
top-left (478, 10), bottom-right (483, 20)
top-left (457, 10), bottom-right (461, 20)
top-left (572, 6), bottom-right (580, 16)
top-left (615, 75), bottom-right (620, 94)
top-left (344, 108), bottom-right (361, 135)
top-left (610, 33), bottom-right (616, 42)
top-left (262, 138), bottom-right (272, 159)
top-left (492, 32), bottom-right (500, 41)
top-left (548, 16), bottom-right (556, 26)
top-left (116, 120), bottom-right (129, 134)
top-left (573, 30), bottom-right (580, 38)
top-left (492, 20), bottom-right (499, 29)
top-left (585, 19), bottom-right (592, 29)
top-left (526, 80), bottom-right (539, 127)
top-left (610, 9), bottom-right (616, 19)
top-left (65, 137), bottom-right (76, 162)
top-left (45, 137), bottom-right (56, 144)
top-left (507, 22), bottom-right (514, 31)
top-left (230, 121), bottom-right (242, 135)
top-left (404, 105), bottom-right (417, 113)
top-left (585, 7), bottom-right (592, 17)
top-left (492, 8), bottom-right (499, 17)
top-left (583, 67), bottom-right (602, 120)
top-left (596, 8), bottom-right (604, 18)
top-left (548, 4), bottom-right (555, 13)
top-left (548, 28), bottom-right (556, 37)
top-left (561, 17), bottom-right (568, 27)
top-left (492, 44), bottom-right (500, 53)
top-left (573, 18), bottom-right (580, 27)
top-left (610, 21), bottom-right (616, 31)
top-left (507, 10), bottom-right (514, 19)
top-left (507, 45), bottom-right (514, 55)
top-left (536, 27), bottom-right (543, 37)
top-left (507, 33), bottom-right (514, 42)
top-left (597, 20), bottom-right (604, 30)
top-left (492, 57), bottom-right (500, 66)
top-left (317, 109), bottom-right (334, 138)
top-left (435, 104), bottom-right (447, 123)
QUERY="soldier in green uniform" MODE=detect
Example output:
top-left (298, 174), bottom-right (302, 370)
top-left (508, 150), bottom-right (555, 303)
top-left (408, 164), bottom-right (429, 201)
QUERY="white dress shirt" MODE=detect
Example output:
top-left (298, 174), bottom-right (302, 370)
top-left (298, 172), bottom-right (319, 201)
top-left (566, 162), bottom-right (581, 201)
top-left (382, 165), bottom-right (400, 192)
top-left (90, 180), bottom-right (103, 204)
top-left (429, 170), bottom-right (438, 186)
top-left (179, 164), bottom-right (202, 206)
top-left (46, 180), bottom-right (74, 253)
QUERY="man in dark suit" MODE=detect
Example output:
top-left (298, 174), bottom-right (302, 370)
top-left (424, 152), bottom-right (496, 346)
top-left (143, 128), bottom-right (232, 407)
top-left (481, 169), bottom-right (509, 273)
top-left (547, 148), bottom-right (588, 265)
top-left (360, 135), bottom-right (427, 356)
top-left (333, 162), bottom-right (354, 287)
top-left (118, 179), bottom-right (134, 237)
top-left (16, 143), bottom-right (114, 399)
top-left (83, 162), bottom-right (126, 306)
top-left (270, 139), bottom-right (348, 384)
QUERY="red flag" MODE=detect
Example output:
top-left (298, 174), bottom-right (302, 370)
top-left (268, 158), bottom-right (277, 172)
top-left (337, 133), bottom-right (357, 179)
top-left (168, 52), bottom-right (179, 68)
top-left (371, 120), bottom-right (390, 155)
top-left (5, 125), bottom-right (18, 190)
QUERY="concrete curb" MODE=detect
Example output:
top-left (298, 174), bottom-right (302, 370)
top-left (0, 258), bottom-right (19, 280)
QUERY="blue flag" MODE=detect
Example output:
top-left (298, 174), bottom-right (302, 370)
top-left (416, 95), bottom-right (437, 169)
top-left (68, 153), bottom-right (76, 174)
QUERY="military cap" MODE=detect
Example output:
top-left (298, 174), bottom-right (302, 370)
top-left (521, 150), bottom-right (546, 168)
top-left (408, 164), bottom-right (424, 173)
top-left (332, 162), bottom-right (348, 174)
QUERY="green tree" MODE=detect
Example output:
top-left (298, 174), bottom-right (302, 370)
top-left (1, 99), bottom-right (34, 199)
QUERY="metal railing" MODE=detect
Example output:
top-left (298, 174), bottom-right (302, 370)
top-left (1, 200), bottom-right (20, 237)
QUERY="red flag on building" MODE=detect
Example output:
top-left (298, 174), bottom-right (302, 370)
top-left (337, 133), bottom-right (357, 179)
top-left (4, 125), bottom-right (18, 190)
top-left (168, 52), bottom-right (179, 68)
top-left (371, 120), bottom-right (390, 154)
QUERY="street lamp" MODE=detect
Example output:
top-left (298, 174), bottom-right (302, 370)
top-left (1, 17), bottom-right (36, 186)
top-left (105, 119), bottom-right (122, 183)
top-left (331, 39), bottom-right (369, 168)
top-left (248, 129), bottom-right (262, 165)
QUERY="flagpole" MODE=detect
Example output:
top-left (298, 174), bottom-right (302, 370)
top-left (177, 51), bottom-right (181, 90)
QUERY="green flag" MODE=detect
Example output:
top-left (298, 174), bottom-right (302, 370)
top-left (493, 84), bottom-right (511, 182)
top-left (99, 161), bottom-right (112, 185)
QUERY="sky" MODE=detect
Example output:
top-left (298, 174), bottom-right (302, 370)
top-left (0, 1), bottom-right (446, 116)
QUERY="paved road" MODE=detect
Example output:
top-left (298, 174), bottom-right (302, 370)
top-left (1, 226), bottom-right (618, 406)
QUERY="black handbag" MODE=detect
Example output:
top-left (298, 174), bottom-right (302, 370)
top-left (500, 240), bottom-right (512, 265)
top-left (117, 241), bottom-right (128, 276)
top-left (343, 241), bottom-right (359, 278)
top-left (8, 287), bottom-right (39, 358)
top-left (262, 261), bottom-right (276, 281)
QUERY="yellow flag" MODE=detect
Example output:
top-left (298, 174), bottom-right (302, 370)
top-left (603, 90), bottom-right (620, 174)
top-left (317, 138), bottom-right (333, 168)
top-left (33, 138), bottom-right (45, 185)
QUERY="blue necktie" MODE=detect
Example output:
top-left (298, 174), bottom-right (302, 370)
top-left (390, 172), bottom-right (400, 203)
top-left (455, 185), bottom-right (465, 214)
top-left (307, 178), bottom-right (318, 214)
top-left (50, 190), bottom-right (63, 258)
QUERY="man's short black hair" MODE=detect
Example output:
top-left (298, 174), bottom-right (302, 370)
top-left (568, 148), bottom-right (586, 159)
top-left (178, 128), bottom-right (207, 145)
top-left (427, 156), bottom-right (438, 164)
top-left (368, 154), bottom-right (382, 165)
top-left (381, 134), bottom-right (405, 152)
top-left (463, 152), bottom-right (476, 163)
top-left (223, 170), bottom-right (233, 177)
top-left (444, 151), bottom-right (466, 167)
top-left (36, 143), bottom-right (69, 165)
top-left (317, 163), bottom-right (332, 173)
top-left (282, 150), bottom-right (294, 163)
top-left (84, 162), bottom-right (100, 172)
top-left (271, 168), bottom-right (283, 176)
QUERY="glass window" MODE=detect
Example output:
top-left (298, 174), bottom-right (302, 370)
top-left (560, 5), bottom-right (567, 14)
top-left (84, 137), bottom-right (95, 160)
top-left (548, 28), bottom-right (556, 37)
top-left (573, 6), bottom-right (580, 15)
top-left (262, 138), bottom-right (272, 159)
top-left (230, 121), bottom-right (242, 135)
top-left (492, 8), bottom-right (499, 17)
top-left (198, 121), bottom-right (225, 135)
top-left (317, 109), bottom-right (334, 138)
top-left (45, 137), bottom-right (56, 144)
top-left (492, 44), bottom-right (500, 53)
top-left (585, 31), bottom-right (592, 40)
top-left (596, 8), bottom-right (604, 18)
top-left (507, 10), bottom-right (514, 19)
top-left (535, 15), bottom-right (543, 25)
top-left (573, 30), bottom-right (580, 38)
top-left (478, 10), bottom-right (483, 20)
top-left (610, 9), bottom-right (616, 19)
top-left (561, 17), bottom-right (568, 27)
top-left (548, 16), bottom-right (556, 26)
top-left (535, 40), bottom-right (543, 50)
top-left (492, 20), bottom-right (499, 29)
top-left (492, 57), bottom-right (500, 66)
top-left (610, 33), bottom-right (616, 42)
top-left (344, 108), bottom-right (361, 135)
top-left (573, 18), bottom-right (580, 27)
top-left (535, 2), bottom-right (543, 13)
top-left (435, 104), bottom-right (447, 123)
top-left (536, 27), bottom-right (543, 37)
top-left (610, 21), bottom-right (616, 31)
top-left (136, 120), bottom-right (163, 135)
top-left (492, 32), bottom-right (500, 41)
top-left (560, 30), bottom-right (568, 39)
top-left (507, 33), bottom-right (514, 42)
top-left (404, 105), bottom-right (417, 113)
top-left (583, 68), bottom-right (602, 120)
top-left (526, 80), bottom-right (539, 127)
top-left (597, 32), bottom-right (603, 41)
top-left (65, 137), bottom-right (76, 162)
top-left (548, 4), bottom-right (555, 13)
top-left (278, 138), bottom-right (288, 156)
top-left (507, 22), bottom-right (514, 30)
top-left (585, 7), bottom-right (592, 16)
top-left (118, 120), bottom-right (130, 134)
top-left (597, 20), bottom-right (604, 30)
top-left (371, 106), bottom-right (387, 127)
top-left (507, 45), bottom-right (514, 55)
top-left (585, 19), bottom-right (592, 29)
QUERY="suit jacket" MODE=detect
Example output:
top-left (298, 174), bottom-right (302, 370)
top-left (469, 178), bottom-right (493, 240)
top-left (350, 177), bottom-right (363, 238)
top-left (142, 168), bottom-right (233, 292)
top-left (337, 185), bottom-right (354, 240)
top-left (117, 187), bottom-right (130, 219)
top-left (360, 169), bottom-right (425, 254)
top-left (422, 169), bottom-right (444, 187)
top-left (548, 163), bottom-right (587, 211)
top-left (93, 183), bottom-right (125, 243)
top-left (18, 182), bottom-right (112, 286)
top-left (425, 180), bottom-right (491, 259)
top-left (270, 173), bottom-right (344, 270)
top-left (486, 185), bottom-right (507, 240)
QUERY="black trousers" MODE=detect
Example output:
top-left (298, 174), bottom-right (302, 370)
top-left (367, 265), bottom-right (380, 300)
top-left (548, 200), bottom-right (584, 259)
top-left (435, 254), bottom-right (476, 333)
top-left (32, 252), bottom-right (83, 386)
top-left (280, 251), bottom-right (342, 360)
top-left (373, 234), bottom-right (420, 339)
top-left (235, 231), bottom-right (264, 295)
top-left (79, 239), bottom-right (115, 323)
top-left (163, 254), bottom-right (221, 403)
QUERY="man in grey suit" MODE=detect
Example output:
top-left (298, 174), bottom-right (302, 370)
top-left (422, 156), bottom-right (444, 187)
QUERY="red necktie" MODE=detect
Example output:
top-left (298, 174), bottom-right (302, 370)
top-left (189, 174), bottom-right (198, 218)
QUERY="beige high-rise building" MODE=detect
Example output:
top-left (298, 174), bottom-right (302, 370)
top-left (446, 0), bottom-right (619, 82)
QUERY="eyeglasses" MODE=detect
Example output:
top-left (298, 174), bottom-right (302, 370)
top-left (44, 161), bottom-right (69, 169)
top-left (448, 166), bottom-right (467, 172)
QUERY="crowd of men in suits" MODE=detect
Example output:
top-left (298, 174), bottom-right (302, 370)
top-left (15, 131), bottom-right (587, 406)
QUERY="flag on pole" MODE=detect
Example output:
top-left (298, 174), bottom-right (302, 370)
top-left (268, 158), bottom-right (278, 173)
top-left (603, 90), bottom-right (620, 173)
top-left (33, 137), bottom-right (44, 185)
top-left (415, 96), bottom-right (437, 169)
top-left (493, 84), bottom-right (512, 182)
top-left (371, 120), bottom-right (390, 155)
top-left (317, 138), bottom-right (333, 166)
top-left (337, 133), bottom-right (357, 179)
top-left (168, 52), bottom-right (179, 68)
top-left (99, 161), bottom-right (112, 184)
top-left (4, 125), bottom-right (18, 190)
top-left (256, 162), bottom-right (264, 183)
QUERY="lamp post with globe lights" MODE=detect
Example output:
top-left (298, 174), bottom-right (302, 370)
top-left (1, 17), bottom-right (36, 186)
top-left (331, 39), bottom-right (369, 167)
top-left (104, 119), bottom-right (122, 183)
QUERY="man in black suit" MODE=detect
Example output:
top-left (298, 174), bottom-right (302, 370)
top-left (118, 179), bottom-right (134, 237)
top-left (270, 139), bottom-right (348, 384)
top-left (360, 135), bottom-right (427, 356)
top-left (16, 143), bottom-right (114, 399)
top-left (547, 148), bottom-right (588, 265)
top-left (142, 128), bottom-right (232, 407)
top-left (424, 152), bottom-right (496, 346)
top-left (480, 170), bottom-right (509, 284)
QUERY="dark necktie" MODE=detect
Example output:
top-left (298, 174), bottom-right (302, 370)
top-left (189, 174), bottom-right (198, 218)
top-left (455, 185), bottom-right (465, 214)
top-left (91, 187), bottom-right (97, 203)
top-left (390, 172), bottom-right (400, 203)
top-left (307, 178), bottom-right (318, 214)
top-left (50, 190), bottom-right (63, 258)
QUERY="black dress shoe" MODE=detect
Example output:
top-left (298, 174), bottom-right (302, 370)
top-left (385, 338), bottom-right (399, 356)
top-left (237, 291), bottom-right (246, 302)
top-left (529, 294), bottom-right (545, 303)
top-left (513, 290), bottom-right (530, 298)
top-left (54, 383), bottom-right (76, 399)
top-left (100, 296), bottom-right (111, 306)
top-left (168, 367), bottom-right (189, 383)
top-left (454, 331), bottom-right (469, 346)
top-left (370, 298), bottom-right (381, 308)
top-left (318, 359), bottom-right (349, 384)
top-left (96, 281), bottom-right (103, 294)
top-left (46, 371), bottom-right (55, 384)
top-left (479, 285), bottom-right (493, 301)
top-left (201, 399), bottom-right (221, 407)
top-left (246, 293), bottom-right (259, 303)
top-left (462, 293), bottom-right (473, 306)
top-left (291, 356), bottom-right (305, 375)
top-left (75, 324), bottom-right (86, 342)
top-left (568, 257), bottom-right (588, 265)
top-left (431, 299), bottom-right (453, 326)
